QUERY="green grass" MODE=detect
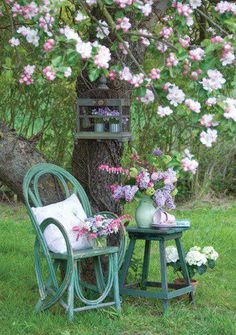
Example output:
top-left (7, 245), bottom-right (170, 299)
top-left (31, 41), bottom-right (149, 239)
top-left (0, 201), bottom-right (236, 335)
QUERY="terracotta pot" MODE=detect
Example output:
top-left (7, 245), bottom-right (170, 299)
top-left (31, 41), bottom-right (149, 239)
top-left (174, 278), bottom-right (198, 296)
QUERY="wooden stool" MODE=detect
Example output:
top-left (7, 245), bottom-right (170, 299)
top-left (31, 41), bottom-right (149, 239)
top-left (119, 226), bottom-right (194, 310)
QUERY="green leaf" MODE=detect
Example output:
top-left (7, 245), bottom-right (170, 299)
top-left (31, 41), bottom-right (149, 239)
top-left (88, 67), bottom-right (101, 82)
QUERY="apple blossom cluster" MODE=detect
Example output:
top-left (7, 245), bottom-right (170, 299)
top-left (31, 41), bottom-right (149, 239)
top-left (12, 1), bottom-right (38, 19)
top-left (189, 48), bottom-right (205, 61)
top-left (220, 42), bottom-right (235, 66)
top-left (19, 65), bottom-right (36, 85)
top-left (181, 149), bottom-right (199, 174)
top-left (201, 69), bottom-right (226, 92)
top-left (185, 98), bottom-right (201, 113)
top-left (17, 26), bottom-right (39, 46)
top-left (200, 114), bottom-right (218, 128)
top-left (200, 128), bottom-right (218, 147)
top-left (116, 17), bottom-right (131, 32)
top-left (157, 106), bottom-right (173, 118)
top-left (215, 1), bottom-right (236, 15)
top-left (223, 98), bottom-right (236, 122)
top-left (165, 84), bottom-right (185, 107)
top-left (166, 53), bottom-right (179, 67)
top-left (43, 66), bottom-right (56, 81)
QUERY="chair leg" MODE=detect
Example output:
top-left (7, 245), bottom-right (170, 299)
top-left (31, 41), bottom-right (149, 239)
top-left (159, 239), bottom-right (169, 311)
top-left (119, 238), bottom-right (136, 288)
top-left (141, 240), bottom-right (151, 289)
top-left (175, 238), bottom-right (194, 304)
top-left (113, 253), bottom-right (121, 312)
top-left (67, 267), bottom-right (75, 321)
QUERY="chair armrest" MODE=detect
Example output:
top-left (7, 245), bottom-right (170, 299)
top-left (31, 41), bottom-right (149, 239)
top-left (39, 218), bottom-right (73, 257)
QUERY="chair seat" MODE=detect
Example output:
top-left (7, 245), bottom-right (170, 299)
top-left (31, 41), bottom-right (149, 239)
top-left (50, 246), bottom-right (119, 260)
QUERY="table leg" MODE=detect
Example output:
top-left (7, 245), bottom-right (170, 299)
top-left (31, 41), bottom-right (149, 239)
top-left (141, 240), bottom-right (151, 289)
top-left (119, 238), bottom-right (136, 289)
top-left (159, 239), bottom-right (169, 311)
top-left (175, 238), bottom-right (194, 303)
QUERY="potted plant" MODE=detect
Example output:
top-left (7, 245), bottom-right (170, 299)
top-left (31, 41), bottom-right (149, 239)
top-left (91, 107), bottom-right (108, 132)
top-left (166, 245), bottom-right (219, 294)
top-left (108, 109), bottom-right (120, 133)
top-left (99, 149), bottom-right (178, 228)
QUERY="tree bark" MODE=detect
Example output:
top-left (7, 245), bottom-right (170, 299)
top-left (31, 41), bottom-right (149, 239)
top-left (0, 121), bottom-right (45, 200)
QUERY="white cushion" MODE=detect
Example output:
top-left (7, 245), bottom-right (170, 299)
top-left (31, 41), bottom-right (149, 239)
top-left (31, 194), bottom-right (90, 253)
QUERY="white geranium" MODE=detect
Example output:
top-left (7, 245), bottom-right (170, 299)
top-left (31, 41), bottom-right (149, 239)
top-left (202, 246), bottom-right (219, 261)
top-left (185, 250), bottom-right (207, 267)
top-left (165, 246), bottom-right (179, 263)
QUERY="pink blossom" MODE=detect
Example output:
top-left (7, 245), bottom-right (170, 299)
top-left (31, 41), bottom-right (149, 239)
top-left (205, 97), bottom-right (217, 106)
top-left (157, 106), bottom-right (173, 117)
top-left (140, 89), bottom-right (154, 104)
top-left (166, 53), bottom-right (178, 67)
top-left (149, 68), bottom-right (161, 80)
top-left (116, 17), bottom-right (131, 32)
top-left (64, 67), bottom-right (72, 78)
top-left (139, 29), bottom-right (152, 46)
top-left (215, 1), bottom-right (236, 15)
top-left (43, 39), bottom-right (55, 52)
top-left (167, 85), bottom-right (185, 106)
top-left (181, 149), bottom-right (199, 174)
top-left (94, 46), bottom-right (111, 69)
top-left (9, 37), bottom-right (20, 47)
top-left (179, 36), bottom-right (190, 48)
top-left (19, 65), bottom-right (36, 85)
top-left (160, 27), bottom-right (173, 39)
top-left (109, 70), bottom-right (116, 81)
top-left (189, 48), bottom-right (205, 61)
top-left (201, 69), bottom-right (226, 92)
top-left (223, 98), bottom-right (236, 121)
top-left (185, 98), bottom-right (201, 113)
top-left (200, 114), bottom-right (218, 127)
top-left (211, 36), bottom-right (224, 43)
top-left (114, 0), bottom-right (133, 9)
top-left (43, 66), bottom-right (56, 81)
top-left (200, 129), bottom-right (218, 147)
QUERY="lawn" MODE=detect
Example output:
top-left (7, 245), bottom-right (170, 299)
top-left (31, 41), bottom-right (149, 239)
top-left (0, 201), bottom-right (236, 335)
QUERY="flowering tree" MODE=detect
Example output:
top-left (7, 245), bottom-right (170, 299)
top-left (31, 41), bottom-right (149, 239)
top-left (0, 0), bottom-right (235, 204)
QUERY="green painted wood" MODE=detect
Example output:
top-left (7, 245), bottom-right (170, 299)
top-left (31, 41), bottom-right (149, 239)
top-left (159, 239), bottom-right (169, 311)
top-left (120, 288), bottom-right (167, 299)
top-left (127, 226), bottom-right (190, 235)
top-left (76, 132), bottom-right (132, 141)
top-left (175, 238), bottom-right (194, 303)
top-left (120, 228), bottom-right (193, 311)
top-left (141, 240), bottom-right (151, 289)
top-left (50, 246), bottom-right (119, 260)
top-left (23, 163), bottom-right (124, 319)
top-left (119, 238), bottom-right (136, 288)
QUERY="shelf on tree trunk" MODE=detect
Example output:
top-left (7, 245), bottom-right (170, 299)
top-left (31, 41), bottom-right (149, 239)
top-left (76, 132), bottom-right (132, 141)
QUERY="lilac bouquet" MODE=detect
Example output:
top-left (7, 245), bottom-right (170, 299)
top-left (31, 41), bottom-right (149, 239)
top-left (73, 214), bottom-right (130, 240)
top-left (99, 149), bottom-right (178, 210)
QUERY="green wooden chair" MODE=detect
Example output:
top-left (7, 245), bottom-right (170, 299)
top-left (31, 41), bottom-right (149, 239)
top-left (23, 163), bottom-right (127, 320)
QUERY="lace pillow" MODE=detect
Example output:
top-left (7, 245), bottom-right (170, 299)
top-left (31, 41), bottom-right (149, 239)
top-left (31, 194), bottom-right (90, 253)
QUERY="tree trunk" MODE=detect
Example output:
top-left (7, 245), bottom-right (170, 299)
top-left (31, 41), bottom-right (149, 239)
top-left (0, 121), bottom-right (45, 201)
top-left (72, 139), bottom-right (124, 213)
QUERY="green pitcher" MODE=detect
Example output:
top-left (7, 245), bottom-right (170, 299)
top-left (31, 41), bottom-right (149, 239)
top-left (135, 196), bottom-right (156, 228)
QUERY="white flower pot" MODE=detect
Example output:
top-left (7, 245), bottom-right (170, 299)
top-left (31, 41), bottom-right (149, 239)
top-left (94, 123), bottom-right (105, 132)
top-left (109, 123), bottom-right (120, 133)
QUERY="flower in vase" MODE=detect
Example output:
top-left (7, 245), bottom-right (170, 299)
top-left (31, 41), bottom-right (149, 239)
top-left (202, 246), bottom-right (219, 261)
top-left (185, 250), bottom-right (207, 267)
